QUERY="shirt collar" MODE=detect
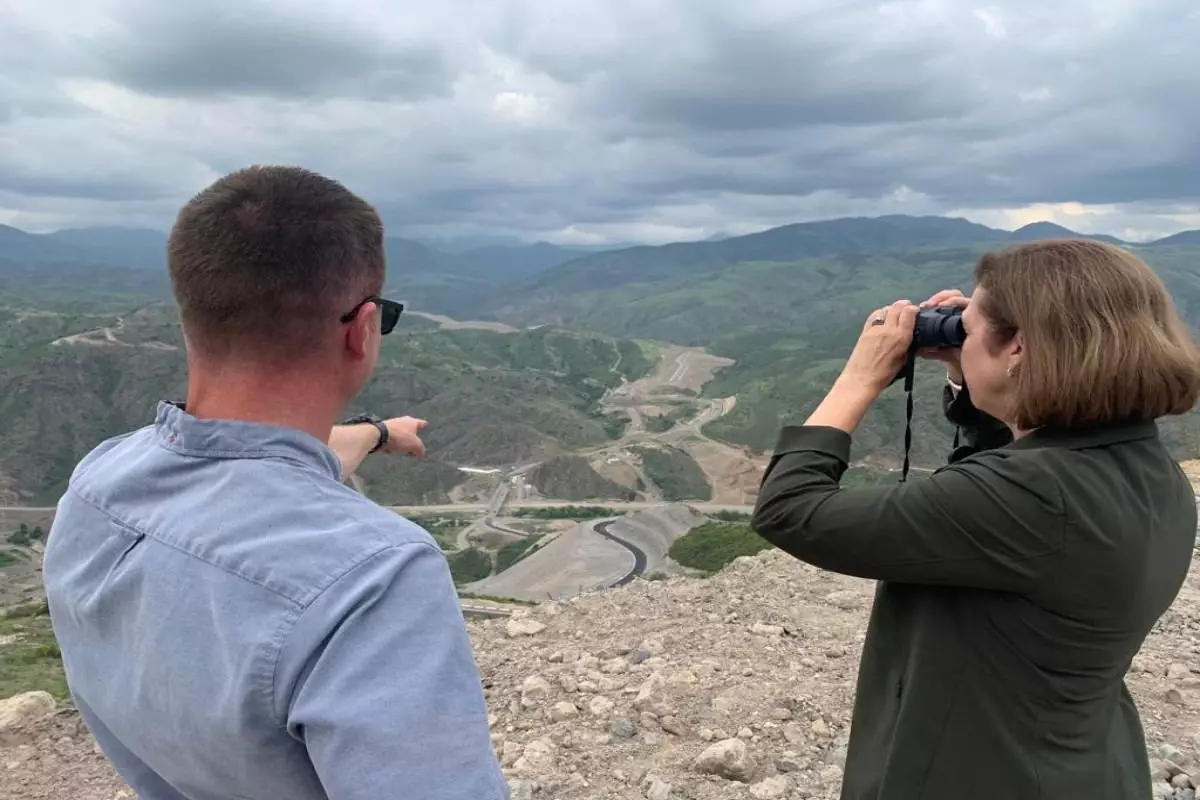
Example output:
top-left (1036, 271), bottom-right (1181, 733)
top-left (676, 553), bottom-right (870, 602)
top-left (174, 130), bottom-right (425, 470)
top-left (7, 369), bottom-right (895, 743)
top-left (1004, 419), bottom-right (1160, 451)
top-left (154, 401), bottom-right (343, 480)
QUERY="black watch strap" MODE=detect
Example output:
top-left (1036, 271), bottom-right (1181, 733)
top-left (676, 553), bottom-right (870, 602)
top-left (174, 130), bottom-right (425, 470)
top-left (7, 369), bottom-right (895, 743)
top-left (341, 414), bottom-right (388, 454)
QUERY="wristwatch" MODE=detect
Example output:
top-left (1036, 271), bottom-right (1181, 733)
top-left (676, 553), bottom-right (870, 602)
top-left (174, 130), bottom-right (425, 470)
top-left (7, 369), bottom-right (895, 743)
top-left (341, 414), bottom-right (389, 454)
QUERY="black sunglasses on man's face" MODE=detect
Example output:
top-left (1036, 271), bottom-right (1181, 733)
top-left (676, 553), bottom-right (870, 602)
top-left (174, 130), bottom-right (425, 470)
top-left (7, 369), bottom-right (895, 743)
top-left (340, 296), bottom-right (404, 335)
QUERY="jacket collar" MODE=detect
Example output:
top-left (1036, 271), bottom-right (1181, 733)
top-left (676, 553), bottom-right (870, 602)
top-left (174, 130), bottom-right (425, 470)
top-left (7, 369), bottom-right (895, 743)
top-left (154, 401), bottom-right (342, 480)
top-left (1004, 419), bottom-right (1160, 451)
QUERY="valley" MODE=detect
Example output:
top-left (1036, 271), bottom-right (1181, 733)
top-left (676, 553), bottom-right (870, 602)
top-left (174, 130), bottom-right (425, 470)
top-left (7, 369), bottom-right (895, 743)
top-left (9, 213), bottom-right (1200, 613)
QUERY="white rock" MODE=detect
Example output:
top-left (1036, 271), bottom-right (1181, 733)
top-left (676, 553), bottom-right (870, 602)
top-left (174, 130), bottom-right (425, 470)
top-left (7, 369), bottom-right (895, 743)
top-left (643, 774), bottom-right (672, 800)
top-left (1168, 663), bottom-right (1192, 681)
top-left (506, 619), bottom-right (547, 637)
top-left (692, 738), bottom-right (756, 782)
top-left (782, 723), bottom-right (806, 744)
top-left (513, 738), bottom-right (556, 774)
top-left (633, 672), bottom-right (672, 716)
top-left (508, 778), bottom-right (537, 800)
top-left (0, 692), bottom-right (55, 735)
top-left (601, 658), bottom-right (629, 675)
top-left (500, 741), bottom-right (524, 767)
top-left (588, 696), bottom-right (615, 717)
top-left (643, 637), bottom-right (666, 655)
top-left (550, 701), bottom-right (579, 722)
top-left (668, 669), bottom-right (698, 685)
top-left (751, 622), bottom-right (784, 636)
top-left (711, 696), bottom-right (735, 715)
top-left (825, 591), bottom-right (861, 610)
top-left (749, 775), bottom-right (790, 799)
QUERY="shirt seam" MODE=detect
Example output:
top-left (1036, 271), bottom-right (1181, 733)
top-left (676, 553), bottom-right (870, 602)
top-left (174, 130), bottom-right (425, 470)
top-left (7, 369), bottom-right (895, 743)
top-left (268, 540), bottom-right (444, 728)
top-left (156, 438), bottom-right (339, 479)
top-left (63, 483), bottom-right (307, 605)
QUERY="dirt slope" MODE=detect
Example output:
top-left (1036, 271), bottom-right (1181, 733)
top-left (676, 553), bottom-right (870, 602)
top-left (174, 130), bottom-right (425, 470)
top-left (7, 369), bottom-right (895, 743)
top-left (5, 546), bottom-right (1200, 799)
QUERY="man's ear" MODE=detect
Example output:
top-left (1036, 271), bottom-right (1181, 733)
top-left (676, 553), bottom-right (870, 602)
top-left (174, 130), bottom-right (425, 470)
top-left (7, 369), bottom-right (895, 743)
top-left (343, 301), bottom-right (375, 359)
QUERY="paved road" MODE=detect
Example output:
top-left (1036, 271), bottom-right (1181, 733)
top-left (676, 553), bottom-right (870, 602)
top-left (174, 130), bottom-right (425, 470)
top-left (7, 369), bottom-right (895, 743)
top-left (593, 520), bottom-right (647, 587)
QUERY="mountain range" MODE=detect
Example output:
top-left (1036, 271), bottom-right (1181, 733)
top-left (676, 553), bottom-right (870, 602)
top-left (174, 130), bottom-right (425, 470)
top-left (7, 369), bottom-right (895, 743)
top-left (2, 214), bottom-right (1194, 294)
top-left (6, 212), bottom-right (1200, 503)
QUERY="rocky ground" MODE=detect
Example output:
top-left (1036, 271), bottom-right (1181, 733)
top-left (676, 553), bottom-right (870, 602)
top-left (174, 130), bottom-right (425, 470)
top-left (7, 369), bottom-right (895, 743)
top-left (4, 547), bottom-right (1200, 799)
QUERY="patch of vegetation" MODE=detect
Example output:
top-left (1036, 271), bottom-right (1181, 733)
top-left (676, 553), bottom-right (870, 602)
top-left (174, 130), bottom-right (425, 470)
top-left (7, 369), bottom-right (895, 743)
top-left (513, 506), bottom-right (618, 520)
top-left (0, 600), bottom-right (68, 700)
top-left (0, 293), bottom-right (657, 505)
top-left (0, 551), bottom-right (19, 567)
top-left (709, 509), bottom-right (752, 522)
top-left (457, 592), bottom-right (538, 606)
top-left (526, 455), bottom-right (637, 502)
top-left (405, 513), bottom-right (471, 551)
top-left (6, 523), bottom-right (44, 546)
top-left (595, 410), bottom-right (630, 440)
top-left (447, 547), bottom-right (492, 585)
top-left (668, 522), bottom-right (774, 573)
top-left (637, 445), bottom-right (712, 501)
top-left (643, 401), bottom-right (698, 433)
top-left (496, 535), bottom-right (544, 573)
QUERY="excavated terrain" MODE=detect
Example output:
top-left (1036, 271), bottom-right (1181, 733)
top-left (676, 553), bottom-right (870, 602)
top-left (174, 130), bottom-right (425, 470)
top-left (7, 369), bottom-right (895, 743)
top-left (4, 546), bottom-right (1200, 800)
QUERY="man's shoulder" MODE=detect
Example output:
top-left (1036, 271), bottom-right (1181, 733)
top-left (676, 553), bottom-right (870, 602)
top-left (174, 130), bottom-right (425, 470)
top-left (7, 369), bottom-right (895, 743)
top-left (64, 431), bottom-right (442, 608)
top-left (172, 477), bottom-right (442, 608)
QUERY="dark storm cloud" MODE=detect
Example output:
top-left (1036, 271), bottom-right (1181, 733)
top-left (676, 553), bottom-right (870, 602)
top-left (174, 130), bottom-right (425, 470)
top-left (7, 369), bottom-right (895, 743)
top-left (88, 1), bottom-right (455, 100)
top-left (3, 0), bottom-right (1200, 241)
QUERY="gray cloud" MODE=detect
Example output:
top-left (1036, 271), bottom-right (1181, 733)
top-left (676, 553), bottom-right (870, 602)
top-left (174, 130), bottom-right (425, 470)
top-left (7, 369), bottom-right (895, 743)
top-left (88, 1), bottom-right (455, 100)
top-left (1, 0), bottom-right (1200, 243)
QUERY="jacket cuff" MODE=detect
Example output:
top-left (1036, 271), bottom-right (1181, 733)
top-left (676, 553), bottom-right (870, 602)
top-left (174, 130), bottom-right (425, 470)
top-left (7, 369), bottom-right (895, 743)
top-left (771, 425), bottom-right (852, 464)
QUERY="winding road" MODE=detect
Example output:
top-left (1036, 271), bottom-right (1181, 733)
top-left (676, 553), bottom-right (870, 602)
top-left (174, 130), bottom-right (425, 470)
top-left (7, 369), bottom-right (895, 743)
top-left (593, 520), bottom-right (648, 587)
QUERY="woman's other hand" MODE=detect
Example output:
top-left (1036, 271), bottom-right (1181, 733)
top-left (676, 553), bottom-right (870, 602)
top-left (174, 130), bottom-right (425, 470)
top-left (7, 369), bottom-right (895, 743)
top-left (838, 300), bottom-right (920, 395)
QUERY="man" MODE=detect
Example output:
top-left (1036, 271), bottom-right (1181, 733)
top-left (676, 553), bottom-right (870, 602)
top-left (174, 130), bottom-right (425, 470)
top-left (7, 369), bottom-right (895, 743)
top-left (41, 166), bottom-right (509, 800)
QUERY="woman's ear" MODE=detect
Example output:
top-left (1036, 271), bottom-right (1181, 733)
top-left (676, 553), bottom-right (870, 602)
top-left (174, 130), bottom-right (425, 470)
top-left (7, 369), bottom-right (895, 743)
top-left (1006, 330), bottom-right (1024, 377)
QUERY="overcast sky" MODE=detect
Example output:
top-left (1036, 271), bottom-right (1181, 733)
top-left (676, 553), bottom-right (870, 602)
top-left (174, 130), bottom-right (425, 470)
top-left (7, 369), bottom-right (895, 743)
top-left (3, 0), bottom-right (1200, 244)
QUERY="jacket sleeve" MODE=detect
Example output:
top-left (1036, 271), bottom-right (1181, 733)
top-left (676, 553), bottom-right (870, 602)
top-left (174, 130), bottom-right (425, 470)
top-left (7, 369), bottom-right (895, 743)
top-left (752, 426), bottom-right (1067, 593)
top-left (276, 541), bottom-right (509, 800)
top-left (943, 383), bottom-right (1013, 462)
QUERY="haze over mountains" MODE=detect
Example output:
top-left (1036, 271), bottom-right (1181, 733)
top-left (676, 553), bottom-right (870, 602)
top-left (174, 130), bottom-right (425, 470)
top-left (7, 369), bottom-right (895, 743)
top-left (7, 212), bottom-right (1200, 506)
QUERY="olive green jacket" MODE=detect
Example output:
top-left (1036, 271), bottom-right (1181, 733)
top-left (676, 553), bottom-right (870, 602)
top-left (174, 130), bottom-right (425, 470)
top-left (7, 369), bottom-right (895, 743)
top-left (753, 384), bottom-right (1196, 800)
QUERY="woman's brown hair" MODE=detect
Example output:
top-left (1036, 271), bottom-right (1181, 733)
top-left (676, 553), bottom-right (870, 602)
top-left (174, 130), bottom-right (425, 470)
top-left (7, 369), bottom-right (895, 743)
top-left (973, 239), bottom-right (1200, 430)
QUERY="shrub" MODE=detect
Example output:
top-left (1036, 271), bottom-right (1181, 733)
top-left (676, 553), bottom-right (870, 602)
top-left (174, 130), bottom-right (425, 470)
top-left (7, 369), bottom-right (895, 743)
top-left (668, 522), bottom-right (773, 573)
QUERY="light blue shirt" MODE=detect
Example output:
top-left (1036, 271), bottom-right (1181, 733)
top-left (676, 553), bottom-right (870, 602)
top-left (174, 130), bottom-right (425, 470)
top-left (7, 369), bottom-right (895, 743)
top-left (42, 402), bottom-right (508, 800)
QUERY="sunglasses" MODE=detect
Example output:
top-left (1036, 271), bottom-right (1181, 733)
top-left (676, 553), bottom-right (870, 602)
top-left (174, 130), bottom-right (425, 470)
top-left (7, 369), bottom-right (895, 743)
top-left (340, 296), bottom-right (405, 335)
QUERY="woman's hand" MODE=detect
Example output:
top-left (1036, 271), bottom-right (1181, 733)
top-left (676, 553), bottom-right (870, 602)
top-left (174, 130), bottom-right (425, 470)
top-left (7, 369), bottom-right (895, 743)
top-left (804, 300), bottom-right (918, 434)
top-left (916, 289), bottom-right (969, 381)
top-left (837, 299), bottom-right (920, 395)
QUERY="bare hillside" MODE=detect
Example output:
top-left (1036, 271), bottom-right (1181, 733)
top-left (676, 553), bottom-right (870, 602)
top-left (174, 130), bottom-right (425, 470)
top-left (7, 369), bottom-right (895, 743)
top-left (3, 548), bottom-right (1200, 799)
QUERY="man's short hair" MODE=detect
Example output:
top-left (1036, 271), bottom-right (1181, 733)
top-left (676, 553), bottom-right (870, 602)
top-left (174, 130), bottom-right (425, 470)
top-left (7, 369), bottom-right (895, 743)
top-left (974, 239), bottom-right (1200, 430)
top-left (167, 165), bottom-right (385, 361)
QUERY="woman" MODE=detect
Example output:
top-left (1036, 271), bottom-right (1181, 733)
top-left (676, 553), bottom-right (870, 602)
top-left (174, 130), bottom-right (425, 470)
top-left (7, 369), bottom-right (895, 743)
top-left (752, 239), bottom-right (1200, 800)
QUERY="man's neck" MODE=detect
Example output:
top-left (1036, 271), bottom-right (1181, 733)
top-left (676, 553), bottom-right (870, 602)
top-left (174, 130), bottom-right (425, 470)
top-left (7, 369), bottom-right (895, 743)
top-left (184, 363), bottom-right (346, 444)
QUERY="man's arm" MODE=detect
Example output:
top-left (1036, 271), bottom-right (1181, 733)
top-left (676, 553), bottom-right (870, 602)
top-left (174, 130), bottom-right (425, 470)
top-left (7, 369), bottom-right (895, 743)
top-left (275, 541), bottom-right (508, 800)
top-left (751, 425), bottom-right (1066, 592)
top-left (328, 416), bottom-right (429, 480)
top-left (327, 424), bottom-right (380, 479)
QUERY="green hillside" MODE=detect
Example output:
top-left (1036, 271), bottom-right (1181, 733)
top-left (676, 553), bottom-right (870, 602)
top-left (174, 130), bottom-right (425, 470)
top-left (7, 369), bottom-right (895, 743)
top-left (0, 296), bottom-right (655, 505)
top-left (6, 215), bottom-right (1200, 487)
